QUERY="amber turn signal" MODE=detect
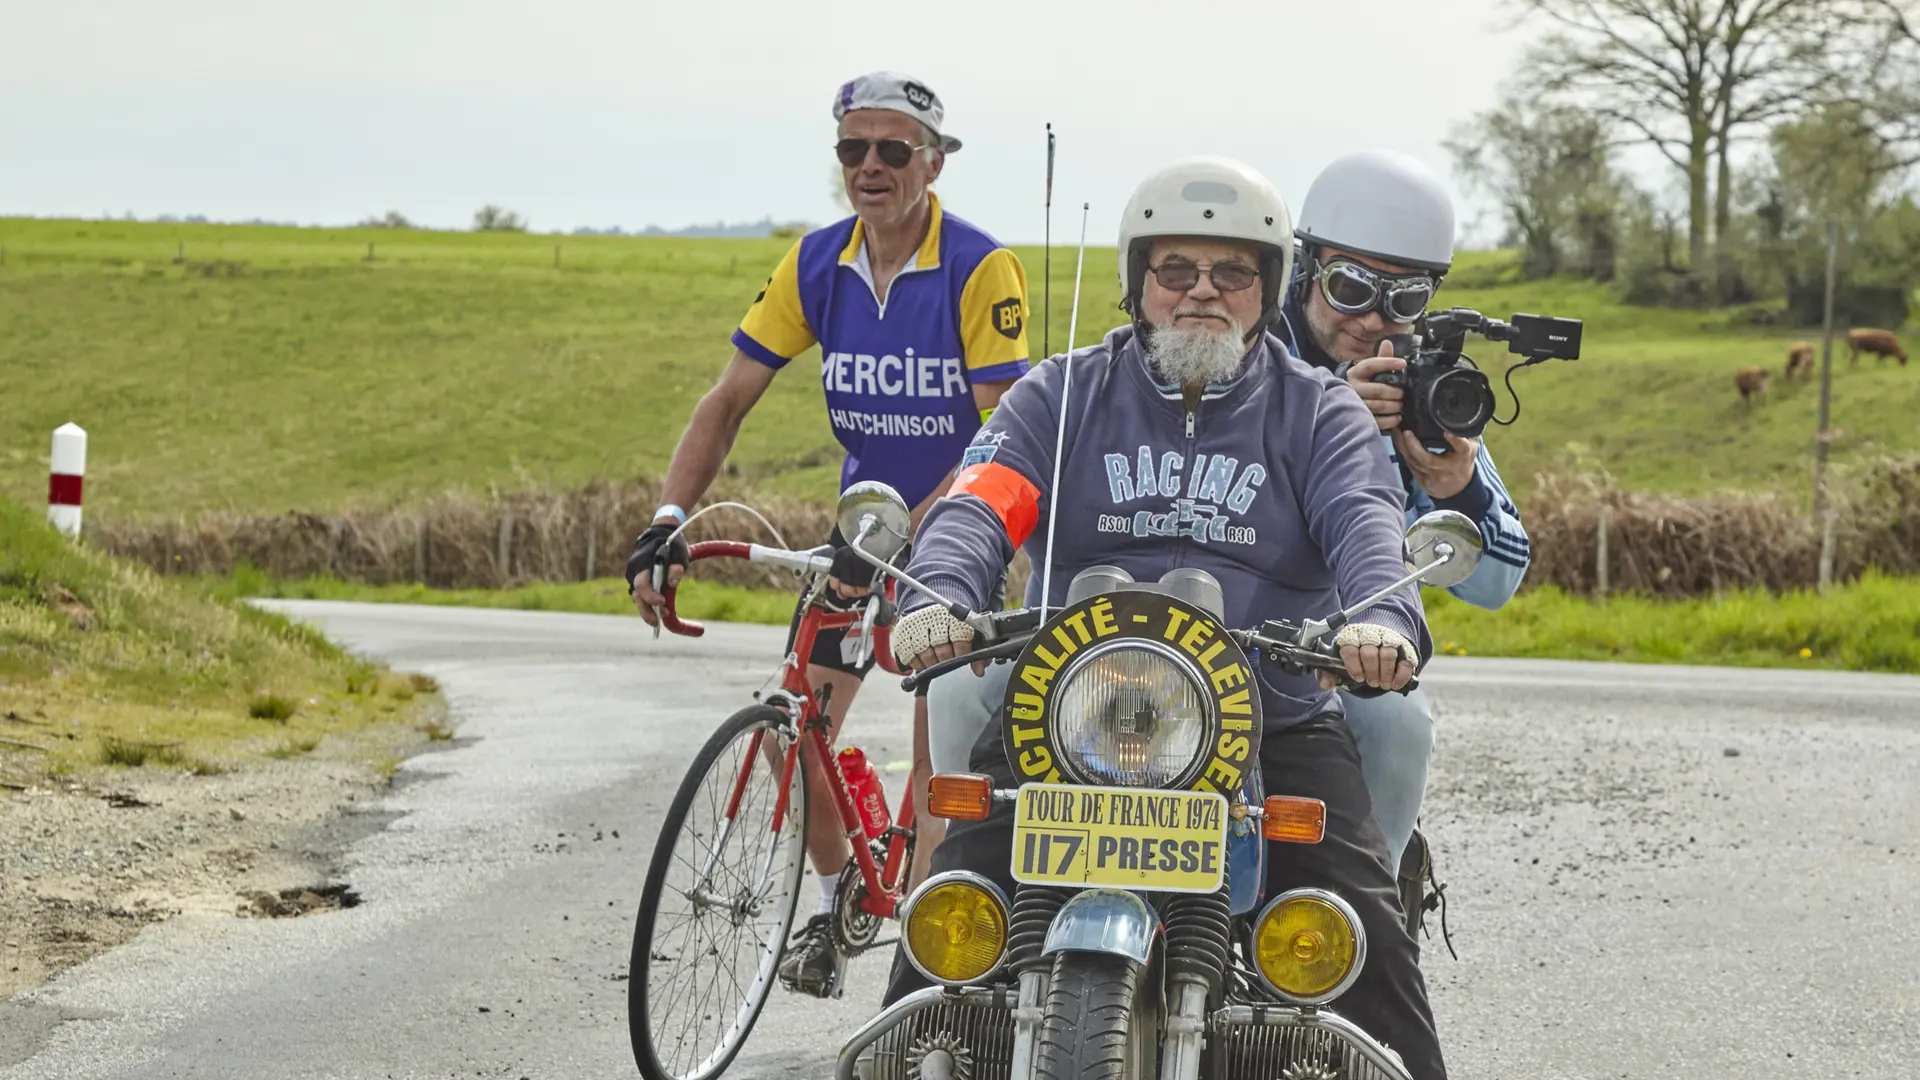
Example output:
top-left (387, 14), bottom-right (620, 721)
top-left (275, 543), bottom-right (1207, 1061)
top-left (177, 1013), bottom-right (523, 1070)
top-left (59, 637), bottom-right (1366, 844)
top-left (1262, 796), bottom-right (1327, 843)
top-left (928, 773), bottom-right (993, 820)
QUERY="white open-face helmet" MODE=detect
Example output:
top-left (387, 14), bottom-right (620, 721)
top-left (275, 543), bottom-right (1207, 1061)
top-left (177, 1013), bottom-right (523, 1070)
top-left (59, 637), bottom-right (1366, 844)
top-left (1117, 155), bottom-right (1295, 339)
top-left (1294, 149), bottom-right (1456, 275)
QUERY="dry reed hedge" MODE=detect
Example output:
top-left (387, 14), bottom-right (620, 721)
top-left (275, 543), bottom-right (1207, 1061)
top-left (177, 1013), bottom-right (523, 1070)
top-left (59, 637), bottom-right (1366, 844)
top-left (83, 457), bottom-right (1920, 600)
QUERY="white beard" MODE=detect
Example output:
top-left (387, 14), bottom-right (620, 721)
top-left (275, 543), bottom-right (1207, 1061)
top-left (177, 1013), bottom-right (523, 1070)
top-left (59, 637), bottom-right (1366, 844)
top-left (1145, 308), bottom-right (1250, 388)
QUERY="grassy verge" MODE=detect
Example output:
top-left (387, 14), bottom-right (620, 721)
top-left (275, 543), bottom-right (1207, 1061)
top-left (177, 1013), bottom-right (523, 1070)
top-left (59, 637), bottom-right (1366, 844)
top-left (0, 496), bottom-right (435, 783)
top-left (220, 566), bottom-right (1920, 675)
top-left (5, 218), bottom-right (1920, 521)
top-left (1424, 572), bottom-right (1920, 672)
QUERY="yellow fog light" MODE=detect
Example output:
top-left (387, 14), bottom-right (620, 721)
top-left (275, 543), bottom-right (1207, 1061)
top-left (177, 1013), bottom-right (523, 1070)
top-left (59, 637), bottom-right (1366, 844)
top-left (1253, 888), bottom-right (1366, 1005)
top-left (902, 872), bottom-right (1010, 986)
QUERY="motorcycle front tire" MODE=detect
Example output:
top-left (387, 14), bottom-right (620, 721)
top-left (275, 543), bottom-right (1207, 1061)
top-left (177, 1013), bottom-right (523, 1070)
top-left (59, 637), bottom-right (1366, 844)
top-left (1032, 951), bottom-right (1152, 1080)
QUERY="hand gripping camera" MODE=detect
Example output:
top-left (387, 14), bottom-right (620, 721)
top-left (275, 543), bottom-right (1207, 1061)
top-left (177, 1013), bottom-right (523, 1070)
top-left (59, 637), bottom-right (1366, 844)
top-left (1348, 307), bottom-right (1584, 454)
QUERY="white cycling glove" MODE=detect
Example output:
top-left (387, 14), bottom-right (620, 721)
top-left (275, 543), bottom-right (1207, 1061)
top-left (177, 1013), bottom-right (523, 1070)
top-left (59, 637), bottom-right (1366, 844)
top-left (892, 603), bottom-right (975, 667)
top-left (1332, 622), bottom-right (1416, 667)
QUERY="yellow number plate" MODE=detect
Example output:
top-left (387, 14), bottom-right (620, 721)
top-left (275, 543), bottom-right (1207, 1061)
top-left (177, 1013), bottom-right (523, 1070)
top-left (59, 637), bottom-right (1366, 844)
top-left (1009, 782), bottom-right (1229, 894)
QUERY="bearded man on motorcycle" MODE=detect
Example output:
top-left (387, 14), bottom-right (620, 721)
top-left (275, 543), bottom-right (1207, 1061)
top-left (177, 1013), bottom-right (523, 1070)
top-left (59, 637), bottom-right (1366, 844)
top-left (1274, 149), bottom-right (1532, 883)
top-left (885, 155), bottom-right (1449, 1080)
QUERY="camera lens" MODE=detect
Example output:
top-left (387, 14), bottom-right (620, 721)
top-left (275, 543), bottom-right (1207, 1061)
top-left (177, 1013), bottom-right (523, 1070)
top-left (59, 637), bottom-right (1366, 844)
top-left (1426, 369), bottom-right (1495, 436)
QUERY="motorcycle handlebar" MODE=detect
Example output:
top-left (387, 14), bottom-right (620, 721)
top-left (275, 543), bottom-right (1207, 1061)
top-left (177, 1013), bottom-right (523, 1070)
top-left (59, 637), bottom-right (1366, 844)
top-left (895, 608), bottom-right (1417, 697)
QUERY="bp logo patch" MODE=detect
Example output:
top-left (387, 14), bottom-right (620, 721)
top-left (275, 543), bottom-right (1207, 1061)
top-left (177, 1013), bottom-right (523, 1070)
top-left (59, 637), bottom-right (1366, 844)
top-left (991, 297), bottom-right (1024, 340)
top-left (999, 590), bottom-right (1262, 795)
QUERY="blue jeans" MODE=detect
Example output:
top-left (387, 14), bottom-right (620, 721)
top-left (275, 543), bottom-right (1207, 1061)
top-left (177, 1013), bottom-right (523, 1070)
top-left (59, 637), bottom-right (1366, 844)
top-left (925, 659), bottom-right (1434, 865)
top-left (1337, 684), bottom-right (1434, 866)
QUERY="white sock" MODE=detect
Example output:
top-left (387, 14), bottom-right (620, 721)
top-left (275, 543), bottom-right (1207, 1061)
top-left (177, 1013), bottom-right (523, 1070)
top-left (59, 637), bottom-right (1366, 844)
top-left (816, 870), bottom-right (842, 917)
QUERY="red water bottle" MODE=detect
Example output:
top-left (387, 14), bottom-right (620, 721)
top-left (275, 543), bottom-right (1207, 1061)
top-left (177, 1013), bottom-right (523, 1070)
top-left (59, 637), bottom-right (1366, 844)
top-left (837, 747), bottom-right (891, 840)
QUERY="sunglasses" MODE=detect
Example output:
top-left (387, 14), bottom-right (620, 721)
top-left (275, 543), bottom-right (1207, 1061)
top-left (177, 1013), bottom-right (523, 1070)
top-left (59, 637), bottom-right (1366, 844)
top-left (1315, 257), bottom-right (1436, 323)
top-left (1146, 258), bottom-right (1260, 293)
top-left (834, 137), bottom-right (931, 169)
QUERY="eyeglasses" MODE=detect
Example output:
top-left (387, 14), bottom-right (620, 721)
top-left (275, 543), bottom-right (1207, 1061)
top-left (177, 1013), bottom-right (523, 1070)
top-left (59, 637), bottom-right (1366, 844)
top-left (834, 137), bottom-right (931, 169)
top-left (1315, 257), bottom-right (1435, 323)
top-left (1146, 258), bottom-right (1260, 293)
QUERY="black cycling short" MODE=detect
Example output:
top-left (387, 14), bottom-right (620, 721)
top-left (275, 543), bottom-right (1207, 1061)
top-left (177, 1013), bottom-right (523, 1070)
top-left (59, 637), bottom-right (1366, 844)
top-left (782, 524), bottom-right (1007, 699)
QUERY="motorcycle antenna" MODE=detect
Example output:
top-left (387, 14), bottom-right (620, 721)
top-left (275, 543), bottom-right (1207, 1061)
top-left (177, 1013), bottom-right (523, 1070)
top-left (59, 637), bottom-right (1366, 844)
top-left (1038, 200), bottom-right (1089, 625)
top-left (1043, 123), bottom-right (1055, 359)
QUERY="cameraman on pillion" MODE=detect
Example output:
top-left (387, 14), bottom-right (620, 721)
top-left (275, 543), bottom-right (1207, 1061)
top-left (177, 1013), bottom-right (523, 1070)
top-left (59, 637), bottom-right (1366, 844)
top-left (1275, 149), bottom-right (1531, 895)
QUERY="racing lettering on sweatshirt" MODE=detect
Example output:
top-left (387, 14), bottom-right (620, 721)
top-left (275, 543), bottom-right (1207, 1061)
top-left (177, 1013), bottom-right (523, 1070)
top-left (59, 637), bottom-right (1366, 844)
top-left (899, 324), bottom-right (1435, 734)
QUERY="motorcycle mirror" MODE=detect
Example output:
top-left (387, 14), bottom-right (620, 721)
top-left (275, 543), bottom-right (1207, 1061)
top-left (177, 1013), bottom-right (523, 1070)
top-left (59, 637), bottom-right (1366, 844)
top-left (835, 481), bottom-right (912, 563)
top-left (1404, 509), bottom-right (1484, 589)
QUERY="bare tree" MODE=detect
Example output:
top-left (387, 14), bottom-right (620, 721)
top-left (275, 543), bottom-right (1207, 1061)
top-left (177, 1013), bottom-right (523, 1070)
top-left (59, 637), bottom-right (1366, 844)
top-left (1705, 1), bottom-right (1849, 300)
top-left (1514, 0), bottom-right (1841, 283)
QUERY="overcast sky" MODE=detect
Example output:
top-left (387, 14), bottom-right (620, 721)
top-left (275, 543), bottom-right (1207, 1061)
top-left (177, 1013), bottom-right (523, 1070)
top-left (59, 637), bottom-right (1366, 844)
top-left (3, 0), bottom-right (1601, 247)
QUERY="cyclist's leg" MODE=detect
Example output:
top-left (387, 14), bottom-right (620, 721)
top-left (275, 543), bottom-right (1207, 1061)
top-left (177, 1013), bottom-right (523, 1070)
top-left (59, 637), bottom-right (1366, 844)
top-left (778, 527), bottom-right (882, 997)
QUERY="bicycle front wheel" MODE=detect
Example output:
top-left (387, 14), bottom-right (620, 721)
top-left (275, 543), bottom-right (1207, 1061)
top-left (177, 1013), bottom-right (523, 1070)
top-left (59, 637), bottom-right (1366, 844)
top-left (629, 704), bottom-right (809, 1080)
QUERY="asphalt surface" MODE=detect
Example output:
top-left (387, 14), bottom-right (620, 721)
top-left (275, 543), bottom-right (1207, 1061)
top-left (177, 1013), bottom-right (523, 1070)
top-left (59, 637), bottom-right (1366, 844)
top-left (3, 600), bottom-right (1919, 1080)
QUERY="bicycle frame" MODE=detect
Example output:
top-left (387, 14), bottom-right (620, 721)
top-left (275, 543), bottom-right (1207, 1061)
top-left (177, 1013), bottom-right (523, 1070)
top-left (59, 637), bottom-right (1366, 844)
top-left (660, 540), bottom-right (917, 921)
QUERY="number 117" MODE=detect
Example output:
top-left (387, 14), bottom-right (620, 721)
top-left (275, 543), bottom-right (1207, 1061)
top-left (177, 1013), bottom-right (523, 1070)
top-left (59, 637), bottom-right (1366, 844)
top-left (1021, 831), bottom-right (1082, 876)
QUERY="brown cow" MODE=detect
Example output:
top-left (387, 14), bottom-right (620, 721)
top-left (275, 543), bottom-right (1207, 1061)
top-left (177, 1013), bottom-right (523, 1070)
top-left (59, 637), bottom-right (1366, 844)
top-left (1786, 340), bottom-right (1814, 379)
top-left (1847, 327), bottom-right (1909, 366)
top-left (1736, 365), bottom-right (1769, 405)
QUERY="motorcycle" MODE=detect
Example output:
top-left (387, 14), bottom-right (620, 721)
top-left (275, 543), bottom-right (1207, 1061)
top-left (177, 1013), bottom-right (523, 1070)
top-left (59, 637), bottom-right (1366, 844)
top-left (827, 480), bottom-right (1484, 1080)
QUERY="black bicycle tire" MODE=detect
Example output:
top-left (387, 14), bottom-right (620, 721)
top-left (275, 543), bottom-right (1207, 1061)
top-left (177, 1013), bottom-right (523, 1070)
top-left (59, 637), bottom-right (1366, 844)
top-left (628, 703), bottom-right (809, 1080)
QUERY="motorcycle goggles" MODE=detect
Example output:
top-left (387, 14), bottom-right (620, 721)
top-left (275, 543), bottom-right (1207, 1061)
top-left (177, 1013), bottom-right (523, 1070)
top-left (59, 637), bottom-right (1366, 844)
top-left (1315, 257), bottom-right (1436, 324)
top-left (835, 137), bottom-right (932, 169)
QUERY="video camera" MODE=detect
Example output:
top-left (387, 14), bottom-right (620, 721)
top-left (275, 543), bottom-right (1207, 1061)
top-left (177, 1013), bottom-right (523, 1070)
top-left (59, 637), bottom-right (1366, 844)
top-left (1363, 307), bottom-right (1584, 454)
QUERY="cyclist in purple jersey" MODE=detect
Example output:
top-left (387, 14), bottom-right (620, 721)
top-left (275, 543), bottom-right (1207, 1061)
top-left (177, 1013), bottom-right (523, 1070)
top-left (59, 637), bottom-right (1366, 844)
top-left (627, 71), bottom-right (1031, 999)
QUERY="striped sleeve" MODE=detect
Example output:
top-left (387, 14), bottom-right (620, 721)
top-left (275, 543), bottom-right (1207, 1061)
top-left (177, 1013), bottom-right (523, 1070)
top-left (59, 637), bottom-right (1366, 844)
top-left (731, 239), bottom-right (816, 369)
top-left (1436, 442), bottom-right (1530, 610)
top-left (955, 247), bottom-right (1032, 385)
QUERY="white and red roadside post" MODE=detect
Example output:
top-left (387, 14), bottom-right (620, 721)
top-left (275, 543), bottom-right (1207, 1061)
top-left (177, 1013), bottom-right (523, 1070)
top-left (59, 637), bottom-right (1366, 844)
top-left (48, 422), bottom-right (86, 537)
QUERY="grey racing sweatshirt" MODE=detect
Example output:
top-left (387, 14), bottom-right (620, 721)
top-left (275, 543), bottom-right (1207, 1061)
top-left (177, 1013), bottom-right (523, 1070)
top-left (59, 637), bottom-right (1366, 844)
top-left (898, 322), bottom-right (1434, 734)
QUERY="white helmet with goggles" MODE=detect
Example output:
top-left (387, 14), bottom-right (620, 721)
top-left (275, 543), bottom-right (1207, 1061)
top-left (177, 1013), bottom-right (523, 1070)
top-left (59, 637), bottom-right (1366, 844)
top-left (1293, 149), bottom-right (1457, 325)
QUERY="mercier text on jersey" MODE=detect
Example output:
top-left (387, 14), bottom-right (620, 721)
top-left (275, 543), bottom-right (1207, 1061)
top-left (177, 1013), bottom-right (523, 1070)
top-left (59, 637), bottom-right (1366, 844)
top-left (731, 193), bottom-right (1033, 510)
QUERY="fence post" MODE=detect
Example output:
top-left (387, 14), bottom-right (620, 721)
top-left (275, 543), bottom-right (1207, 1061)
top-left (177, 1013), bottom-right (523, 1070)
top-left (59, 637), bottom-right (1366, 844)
top-left (497, 510), bottom-right (515, 583)
top-left (584, 508), bottom-right (597, 581)
top-left (414, 516), bottom-right (428, 583)
top-left (326, 517), bottom-right (343, 576)
top-left (1818, 505), bottom-right (1837, 593)
top-left (1595, 505), bottom-right (1611, 599)
top-left (163, 523), bottom-right (175, 575)
top-left (48, 423), bottom-right (87, 538)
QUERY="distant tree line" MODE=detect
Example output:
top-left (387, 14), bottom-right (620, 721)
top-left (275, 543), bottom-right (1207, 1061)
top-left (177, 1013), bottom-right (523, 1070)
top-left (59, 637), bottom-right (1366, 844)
top-left (1448, 0), bottom-right (1920, 326)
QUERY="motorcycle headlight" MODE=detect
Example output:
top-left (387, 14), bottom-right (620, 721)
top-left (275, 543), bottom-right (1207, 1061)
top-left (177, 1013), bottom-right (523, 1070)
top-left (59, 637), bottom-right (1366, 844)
top-left (1052, 640), bottom-right (1213, 788)
top-left (1252, 888), bottom-right (1367, 1005)
top-left (901, 872), bottom-right (1009, 987)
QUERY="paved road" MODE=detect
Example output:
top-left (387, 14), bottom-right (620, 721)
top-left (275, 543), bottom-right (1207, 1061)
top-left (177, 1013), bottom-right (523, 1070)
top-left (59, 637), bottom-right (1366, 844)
top-left (4, 600), bottom-right (1919, 1080)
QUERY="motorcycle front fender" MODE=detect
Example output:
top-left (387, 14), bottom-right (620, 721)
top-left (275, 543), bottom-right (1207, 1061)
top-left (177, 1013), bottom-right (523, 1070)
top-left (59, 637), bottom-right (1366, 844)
top-left (1040, 888), bottom-right (1161, 965)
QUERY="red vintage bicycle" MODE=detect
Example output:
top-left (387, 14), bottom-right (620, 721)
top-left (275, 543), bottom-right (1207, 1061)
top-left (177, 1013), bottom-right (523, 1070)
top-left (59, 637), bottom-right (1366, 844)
top-left (627, 493), bottom-right (918, 1080)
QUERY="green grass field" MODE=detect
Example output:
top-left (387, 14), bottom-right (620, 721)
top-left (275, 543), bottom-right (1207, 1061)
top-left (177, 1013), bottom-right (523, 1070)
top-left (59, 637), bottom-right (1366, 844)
top-left (215, 567), bottom-right (1920, 675)
top-left (0, 496), bottom-right (435, 779)
top-left (4, 216), bottom-right (1918, 523)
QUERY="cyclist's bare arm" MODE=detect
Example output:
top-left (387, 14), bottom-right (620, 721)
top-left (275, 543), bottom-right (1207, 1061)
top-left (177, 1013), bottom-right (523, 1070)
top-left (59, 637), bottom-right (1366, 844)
top-left (633, 350), bottom-right (777, 609)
